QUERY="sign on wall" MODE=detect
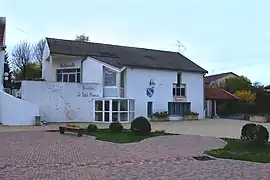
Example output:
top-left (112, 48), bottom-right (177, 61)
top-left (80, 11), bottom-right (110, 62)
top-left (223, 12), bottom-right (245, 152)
top-left (60, 62), bottom-right (75, 68)
top-left (76, 83), bottom-right (100, 98)
top-left (146, 79), bottom-right (156, 97)
top-left (173, 96), bottom-right (187, 102)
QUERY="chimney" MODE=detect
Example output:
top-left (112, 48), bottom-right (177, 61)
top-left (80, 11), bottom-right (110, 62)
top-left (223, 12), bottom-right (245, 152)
top-left (0, 17), bottom-right (6, 48)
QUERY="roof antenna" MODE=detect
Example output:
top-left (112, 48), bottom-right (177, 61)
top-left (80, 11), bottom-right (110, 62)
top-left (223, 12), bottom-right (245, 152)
top-left (176, 40), bottom-right (186, 54)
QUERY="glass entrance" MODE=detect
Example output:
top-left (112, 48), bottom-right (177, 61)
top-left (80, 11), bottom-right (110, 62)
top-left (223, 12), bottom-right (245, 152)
top-left (94, 99), bottom-right (135, 122)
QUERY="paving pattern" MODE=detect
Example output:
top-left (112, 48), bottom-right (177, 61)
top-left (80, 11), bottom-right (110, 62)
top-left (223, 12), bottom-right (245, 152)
top-left (0, 131), bottom-right (270, 179)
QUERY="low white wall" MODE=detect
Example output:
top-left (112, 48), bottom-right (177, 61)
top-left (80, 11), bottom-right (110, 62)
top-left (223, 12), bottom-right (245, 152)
top-left (0, 91), bottom-right (39, 125)
top-left (20, 81), bottom-right (102, 122)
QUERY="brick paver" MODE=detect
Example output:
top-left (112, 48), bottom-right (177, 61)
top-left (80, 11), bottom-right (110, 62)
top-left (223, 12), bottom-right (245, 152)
top-left (0, 131), bottom-right (269, 179)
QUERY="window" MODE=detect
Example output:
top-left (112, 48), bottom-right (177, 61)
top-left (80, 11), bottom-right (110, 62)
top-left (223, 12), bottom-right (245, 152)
top-left (56, 68), bottom-right (80, 83)
top-left (177, 72), bottom-right (182, 84)
top-left (168, 102), bottom-right (190, 116)
top-left (147, 102), bottom-right (153, 117)
top-left (104, 67), bottom-right (116, 86)
top-left (173, 84), bottom-right (186, 97)
top-left (104, 100), bottom-right (110, 122)
top-left (94, 99), bottom-right (135, 122)
top-left (95, 100), bottom-right (103, 122)
top-left (180, 84), bottom-right (186, 97)
top-left (120, 71), bottom-right (125, 88)
top-left (173, 72), bottom-right (186, 97)
top-left (120, 71), bottom-right (125, 97)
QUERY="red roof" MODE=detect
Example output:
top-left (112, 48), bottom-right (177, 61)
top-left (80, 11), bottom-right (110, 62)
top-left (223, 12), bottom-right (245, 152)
top-left (205, 88), bottom-right (239, 100)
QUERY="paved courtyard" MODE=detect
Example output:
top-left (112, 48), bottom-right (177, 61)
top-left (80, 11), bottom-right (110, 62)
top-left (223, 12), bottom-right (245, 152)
top-left (1, 130), bottom-right (270, 179)
top-left (1, 118), bottom-right (270, 139)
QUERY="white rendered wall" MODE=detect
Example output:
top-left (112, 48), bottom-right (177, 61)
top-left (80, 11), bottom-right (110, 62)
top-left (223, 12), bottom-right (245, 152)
top-left (47, 56), bottom-right (82, 82)
top-left (126, 68), bottom-right (204, 119)
top-left (82, 57), bottom-right (103, 83)
top-left (0, 91), bottom-right (39, 125)
top-left (20, 81), bottom-right (102, 122)
top-left (182, 71), bottom-right (204, 119)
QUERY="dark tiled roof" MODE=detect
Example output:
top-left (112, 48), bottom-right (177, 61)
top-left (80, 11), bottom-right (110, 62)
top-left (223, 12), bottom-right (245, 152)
top-left (46, 38), bottom-right (207, 73)
top-left (205, 72), bottom-right (238, 84)
top-left (265, 85), bottom-right (270, 89)
top-left (205, 88), bottom-right (239, 100)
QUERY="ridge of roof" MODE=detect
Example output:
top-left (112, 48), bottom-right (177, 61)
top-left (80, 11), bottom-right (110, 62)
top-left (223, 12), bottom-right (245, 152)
top-left (205, 72), bottom-right (238, 83)
top-left (46, 37), bottom-right (178, 54)
top-left (46, 37), bottom-right (208, 73)
top-left (205, 72), bottom-right (237, 78)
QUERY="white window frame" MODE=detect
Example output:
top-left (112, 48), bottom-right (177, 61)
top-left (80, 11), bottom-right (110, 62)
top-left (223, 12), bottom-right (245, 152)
top-left (56, 68), bottom-right (81, 83)
top-left (94, 99), bottom-right (135, 123)
top-left (173, 83), bottom-right (186, 97)
top-left (103, 67), bottom-right (117, 86)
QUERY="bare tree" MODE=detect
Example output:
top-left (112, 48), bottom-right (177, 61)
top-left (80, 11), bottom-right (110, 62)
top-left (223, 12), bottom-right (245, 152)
top-left (75, 33), bottom-right (90, 42)
top-left (11, 41), bottom-right (32, 80)
top-left (32, 39), bottom-right (46, 67)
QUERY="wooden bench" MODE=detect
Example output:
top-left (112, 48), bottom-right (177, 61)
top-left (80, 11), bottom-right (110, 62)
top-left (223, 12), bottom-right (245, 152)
top-left (59, 125), bottom-right (84, 137)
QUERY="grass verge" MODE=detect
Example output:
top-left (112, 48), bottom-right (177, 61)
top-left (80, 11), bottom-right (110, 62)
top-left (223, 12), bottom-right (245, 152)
top-left (205, 138), bottom-right (270, 163)
top-left (87, 129), bottom-right (174, 143)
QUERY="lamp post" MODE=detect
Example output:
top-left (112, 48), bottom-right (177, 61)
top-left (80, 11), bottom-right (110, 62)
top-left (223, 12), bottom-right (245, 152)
top-left (3, 71), bottom-right (15, 95)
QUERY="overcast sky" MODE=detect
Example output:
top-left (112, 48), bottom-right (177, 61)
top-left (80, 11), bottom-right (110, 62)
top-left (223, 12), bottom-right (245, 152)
top-left (2, 0), bottom-right (270, 85)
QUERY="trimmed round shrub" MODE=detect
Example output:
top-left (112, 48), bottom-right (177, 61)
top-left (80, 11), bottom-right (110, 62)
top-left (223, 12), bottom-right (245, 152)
top-left (131, 116), bottom-right (151, 135)
top-left (86, 124), bottom-right (98, 134)
top-left (241, 123), bottom-right (269, 145)
top-left (109, 122), bottom-right (123, 133)
top-left (241, 123), bottom-right (257, 140)
top-left (256, 125), bottom-right (269, 144)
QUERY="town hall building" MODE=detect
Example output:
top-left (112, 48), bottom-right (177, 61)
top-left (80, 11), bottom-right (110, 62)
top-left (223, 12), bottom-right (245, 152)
top-left (20, 38), bottom-right (207, 123)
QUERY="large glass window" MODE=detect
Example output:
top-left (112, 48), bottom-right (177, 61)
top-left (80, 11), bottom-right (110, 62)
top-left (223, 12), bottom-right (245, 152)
top-left (95, 101), bottom-right (103, 122)
top-left (120, 71), bottom-right (125, 88)
top-left (94, 99), bottom-right (135, 122)
top-left (168, 102), bottom-right (190, 116)
top-left (104, 67), bottom-right (117, 86)
top-left (56, 68), bottom-right (81, 83)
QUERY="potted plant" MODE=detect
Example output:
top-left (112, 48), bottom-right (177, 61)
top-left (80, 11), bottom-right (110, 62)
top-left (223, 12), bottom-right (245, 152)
top-left (151, 111), bottom-right (169, 121)
top-left (183, 112), bottom-right (199, 120)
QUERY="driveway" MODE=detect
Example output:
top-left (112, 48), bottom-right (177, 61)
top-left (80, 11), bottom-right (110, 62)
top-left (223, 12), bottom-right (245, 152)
top-left (0, 131), bottom-right (270, 179)
top-left (1, 118), bottom-right (267, 139)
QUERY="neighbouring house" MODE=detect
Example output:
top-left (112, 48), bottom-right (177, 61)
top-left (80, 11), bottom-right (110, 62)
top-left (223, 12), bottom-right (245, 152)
top-left (205, 72), bottom-right (239, 88)
top-left (20, 37), bottom-right (208, 123)
top-left (264, 85), bottom-right (270, 92)
top-left (204, 87), bottom-right (239, 118)
top-left (204, 72), bottom-right (240, 118)
top-left (0, 17), bottom-right (39, 125)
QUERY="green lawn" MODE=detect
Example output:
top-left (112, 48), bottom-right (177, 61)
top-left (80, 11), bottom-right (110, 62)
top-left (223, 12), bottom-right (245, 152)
top-left (87, 129), bottom-right (173, 143)
top-left (206, 138), bottom-right (270, 163)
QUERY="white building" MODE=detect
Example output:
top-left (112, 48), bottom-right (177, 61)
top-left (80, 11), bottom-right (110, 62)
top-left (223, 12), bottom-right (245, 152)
top-left (21, 38), bottom-right (207, 123)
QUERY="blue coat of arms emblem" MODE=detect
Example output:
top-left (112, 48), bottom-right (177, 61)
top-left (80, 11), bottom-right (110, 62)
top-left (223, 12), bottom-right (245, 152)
top-left (146, 79), bottom-right (156, 97)
top-left (146, 87), bottom-right (154, 97)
